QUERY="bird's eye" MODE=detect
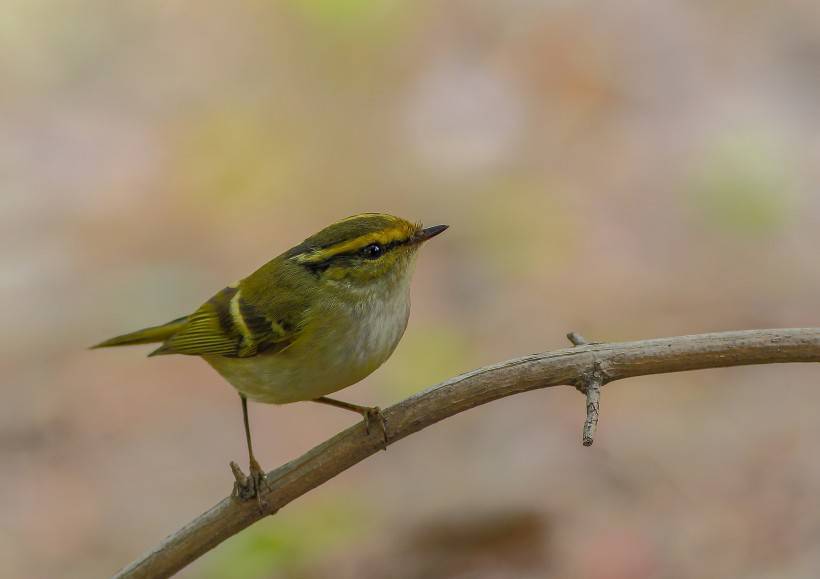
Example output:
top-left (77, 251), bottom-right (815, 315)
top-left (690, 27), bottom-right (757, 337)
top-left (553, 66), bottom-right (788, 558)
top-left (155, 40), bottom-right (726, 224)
top-left (360, 244), bottom-right (383, 259)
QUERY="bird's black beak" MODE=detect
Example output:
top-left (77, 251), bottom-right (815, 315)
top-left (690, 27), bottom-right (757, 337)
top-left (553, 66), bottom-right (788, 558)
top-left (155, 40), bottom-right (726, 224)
top-left (414, 224), bottom-right (449, 243)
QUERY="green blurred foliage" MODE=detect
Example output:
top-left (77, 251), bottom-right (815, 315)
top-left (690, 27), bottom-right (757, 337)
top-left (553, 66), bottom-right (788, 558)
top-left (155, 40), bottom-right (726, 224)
top-left (384, 323), bottom-right (476, 398)
top-left (284, 0), bottom-right (400, 31)
top-left (466, 181), bottom-right (577, 277)
top-left (169, 107), bottom-right (304, 215)
top-left (688, 132), bottom-right (796, 237)
top-left (202, 497), bottom-right (370, 579)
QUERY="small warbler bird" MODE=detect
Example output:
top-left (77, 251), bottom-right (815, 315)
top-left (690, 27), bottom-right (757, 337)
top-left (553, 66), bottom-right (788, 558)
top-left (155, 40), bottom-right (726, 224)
top-left (93, 213), bottom-right (447, 498)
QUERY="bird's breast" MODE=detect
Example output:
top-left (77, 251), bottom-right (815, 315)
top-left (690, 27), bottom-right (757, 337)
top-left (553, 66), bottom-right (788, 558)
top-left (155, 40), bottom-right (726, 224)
top-left (206, 281), bottom-right (412, 404)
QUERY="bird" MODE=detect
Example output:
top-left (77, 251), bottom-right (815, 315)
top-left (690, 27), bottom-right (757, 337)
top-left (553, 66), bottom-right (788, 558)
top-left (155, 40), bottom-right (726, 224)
top-left (92, 213), bottom-right (448, 499)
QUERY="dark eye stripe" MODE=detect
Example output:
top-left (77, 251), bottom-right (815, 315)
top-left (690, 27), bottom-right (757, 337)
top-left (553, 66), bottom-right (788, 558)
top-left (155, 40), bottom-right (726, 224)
top-left (300, 238), bottom-right (406, 274)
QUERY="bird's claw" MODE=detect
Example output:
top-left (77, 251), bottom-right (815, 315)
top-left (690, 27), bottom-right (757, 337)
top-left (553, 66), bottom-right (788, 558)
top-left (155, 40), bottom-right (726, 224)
top-left (230, 460), bottom-right (271, 513)
top-left (363, 406), bottom-right (389, 449)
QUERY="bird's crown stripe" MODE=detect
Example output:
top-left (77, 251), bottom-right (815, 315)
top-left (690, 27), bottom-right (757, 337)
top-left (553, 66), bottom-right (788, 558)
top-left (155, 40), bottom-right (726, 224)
top-left (295, 226), bottom-right (412, 264)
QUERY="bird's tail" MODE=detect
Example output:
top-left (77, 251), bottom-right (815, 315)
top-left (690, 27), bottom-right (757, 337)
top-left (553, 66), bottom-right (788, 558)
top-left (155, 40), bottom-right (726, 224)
top-left (90, 316), bottom-right (189, 349)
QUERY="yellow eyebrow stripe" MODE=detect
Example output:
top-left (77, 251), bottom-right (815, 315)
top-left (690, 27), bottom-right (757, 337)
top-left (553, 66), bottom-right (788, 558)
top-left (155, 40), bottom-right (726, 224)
top-left (295, 226), bottom-right (413, 264)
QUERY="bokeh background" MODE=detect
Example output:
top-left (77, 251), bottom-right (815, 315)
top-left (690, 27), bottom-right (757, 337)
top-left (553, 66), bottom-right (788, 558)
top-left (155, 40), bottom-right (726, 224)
top-left (3, 1), bottom-right (820, 577)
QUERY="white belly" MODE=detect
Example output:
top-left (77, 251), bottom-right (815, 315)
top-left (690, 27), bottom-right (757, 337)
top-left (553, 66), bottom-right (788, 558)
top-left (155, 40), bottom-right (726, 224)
top-left (205, 285), bottom-right (411, 404)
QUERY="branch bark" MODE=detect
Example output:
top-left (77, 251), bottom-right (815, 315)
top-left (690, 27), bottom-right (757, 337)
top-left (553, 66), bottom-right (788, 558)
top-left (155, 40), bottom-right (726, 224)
top-left (114, 328), bottom-right (820, 578)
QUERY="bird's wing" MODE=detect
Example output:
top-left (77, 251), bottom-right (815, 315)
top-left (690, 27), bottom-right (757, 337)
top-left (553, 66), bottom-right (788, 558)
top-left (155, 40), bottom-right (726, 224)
top-left (149, 284), bottom-right (301, 358)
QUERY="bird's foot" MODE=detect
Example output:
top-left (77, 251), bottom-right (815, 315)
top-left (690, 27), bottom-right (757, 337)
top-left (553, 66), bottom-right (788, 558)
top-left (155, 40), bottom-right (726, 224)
top-left (230, 459), bottom-right (271, 513)
top-left (312, 397), bottom-right (390, 449)
top-left (362, 406), bottom-right (389, 450)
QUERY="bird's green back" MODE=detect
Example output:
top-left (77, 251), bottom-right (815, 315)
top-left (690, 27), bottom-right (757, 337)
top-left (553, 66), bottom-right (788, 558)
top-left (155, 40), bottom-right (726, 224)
top-left (93, 213), bottom-right (429, 359)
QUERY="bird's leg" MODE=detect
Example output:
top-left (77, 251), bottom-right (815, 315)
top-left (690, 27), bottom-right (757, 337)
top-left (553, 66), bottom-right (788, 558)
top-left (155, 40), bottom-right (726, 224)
top-left (231, 395), bottom-right (269, 509)
top-left (312, 396), bottom-right (389, 448)
top-left (242, 395), bottom-right (267, 490)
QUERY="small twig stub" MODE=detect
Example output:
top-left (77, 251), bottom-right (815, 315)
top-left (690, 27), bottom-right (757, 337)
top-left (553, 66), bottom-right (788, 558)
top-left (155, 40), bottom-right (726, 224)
top-left (568, 332), bottom-right (604, 445)
top-left (567, 331), bottom-right (589, 346)
top-left (581, 377), bottom-right (601, 446)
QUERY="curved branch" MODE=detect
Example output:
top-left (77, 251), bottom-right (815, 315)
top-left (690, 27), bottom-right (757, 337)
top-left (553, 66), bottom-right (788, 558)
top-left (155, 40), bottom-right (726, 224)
top-left (114, 328), bottom-right (820, 578)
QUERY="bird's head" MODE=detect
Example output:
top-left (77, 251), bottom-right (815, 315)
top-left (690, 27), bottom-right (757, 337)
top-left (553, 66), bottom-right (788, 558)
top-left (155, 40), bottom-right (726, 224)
top-left (287, 213), bottom-right (447, 289)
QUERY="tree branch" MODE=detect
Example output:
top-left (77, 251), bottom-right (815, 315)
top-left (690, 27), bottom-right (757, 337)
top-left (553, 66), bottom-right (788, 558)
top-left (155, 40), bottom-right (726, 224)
top-left (114, 328), bottom-right (820, 578)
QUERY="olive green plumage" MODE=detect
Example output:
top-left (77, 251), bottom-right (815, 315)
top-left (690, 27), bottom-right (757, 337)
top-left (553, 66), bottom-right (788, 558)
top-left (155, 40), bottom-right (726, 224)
top-left (91, 315), bottom-right (189, 348)
top-left (92, 253), bottom-right (313, 359)
top-left (92, 212), bottom-right (447, 498)
top-left (92, 213), bottom-right (447, 403)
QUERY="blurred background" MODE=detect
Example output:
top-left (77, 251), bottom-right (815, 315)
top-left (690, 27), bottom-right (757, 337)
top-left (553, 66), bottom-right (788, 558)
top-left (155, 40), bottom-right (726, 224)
top-left (2, 1), bottom-right (820, 577)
